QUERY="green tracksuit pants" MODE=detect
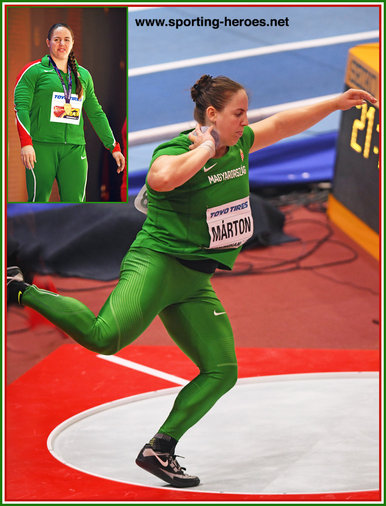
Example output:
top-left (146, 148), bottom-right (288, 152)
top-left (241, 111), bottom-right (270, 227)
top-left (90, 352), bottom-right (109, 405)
top-left (26, 141), bottom-right (88, 202)
top-left (21, 247), bottom-right (238, 440)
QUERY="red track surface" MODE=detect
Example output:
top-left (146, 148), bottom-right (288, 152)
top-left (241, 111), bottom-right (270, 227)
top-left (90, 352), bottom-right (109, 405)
top-left (5, 344), bottom-right (380, 502)
top-left (5, 207), bottom-right (381, 501)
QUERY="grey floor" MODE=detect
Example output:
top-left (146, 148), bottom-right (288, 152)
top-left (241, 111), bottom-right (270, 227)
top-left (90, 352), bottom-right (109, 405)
top-left (48, 372), bottom-right (379, 495)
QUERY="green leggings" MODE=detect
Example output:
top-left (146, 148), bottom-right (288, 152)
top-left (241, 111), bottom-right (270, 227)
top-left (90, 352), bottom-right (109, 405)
top-left (22, 247), bottom-right (238, 440)
top-left (26, 142), bottom-right (88, 202)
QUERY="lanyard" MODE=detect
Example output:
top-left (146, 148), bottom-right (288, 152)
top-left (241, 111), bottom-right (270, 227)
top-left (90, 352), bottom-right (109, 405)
top-left (48, 56), bottom-right (72, 106)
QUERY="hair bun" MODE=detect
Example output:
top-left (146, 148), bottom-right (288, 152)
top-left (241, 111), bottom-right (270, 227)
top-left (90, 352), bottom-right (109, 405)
top-left (191, 74), bottom-right (213, 102)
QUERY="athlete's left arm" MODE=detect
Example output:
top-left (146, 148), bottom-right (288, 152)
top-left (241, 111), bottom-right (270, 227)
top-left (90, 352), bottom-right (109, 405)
top-left (82, 70), bottom-right (125, 171)
top-left (249, 89), bottom-right (377, 153)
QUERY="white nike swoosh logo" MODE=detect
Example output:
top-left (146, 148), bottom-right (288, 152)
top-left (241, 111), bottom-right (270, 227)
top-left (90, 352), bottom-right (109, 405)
top-left (204, 163), bottom-right (217, 173)
top-left (43, 70), bottom-right (55, 72)
top-left (214, 310), bottom-right (226, 316)
top-left (81, 156), bottom-right (87, 159)
top-left (145, 448), bottom-right (169, 467)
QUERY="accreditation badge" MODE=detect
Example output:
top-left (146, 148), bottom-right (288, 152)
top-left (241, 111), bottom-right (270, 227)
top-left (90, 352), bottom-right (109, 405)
top-left (50, 92), bottom-right (83, 125)
top-left (206, 196), bottom-right (253, 249)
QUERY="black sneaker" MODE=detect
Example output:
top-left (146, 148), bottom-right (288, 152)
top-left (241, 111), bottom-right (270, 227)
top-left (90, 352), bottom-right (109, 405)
top-left (135, 443), bottom-right (200, 488)
top-left (7, 266), bottom-right (28, 305)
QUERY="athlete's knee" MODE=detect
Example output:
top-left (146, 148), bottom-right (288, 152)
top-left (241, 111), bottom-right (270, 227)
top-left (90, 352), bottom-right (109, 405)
top-left (208, 363), bottom-right (238, 397)
top-left (87, 324), bottom-right (121, 355)
top-left (221, 364), bottom-right (238, 392)
top-left (72, 333), bottom-right (118, 355)
top-left (94, 342), bottom-right (119, 355)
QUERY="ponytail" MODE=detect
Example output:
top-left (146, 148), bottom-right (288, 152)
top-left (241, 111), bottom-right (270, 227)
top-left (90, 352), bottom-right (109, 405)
top-left (68, 50), bottom-right (83, 99)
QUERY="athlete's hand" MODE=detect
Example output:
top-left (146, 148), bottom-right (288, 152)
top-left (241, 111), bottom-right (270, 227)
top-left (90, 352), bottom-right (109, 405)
top-left (188, 125), bottom-right (217, 159)
top-left (21, 145), bottom-right (36, 170)
top-left (336, 89), bottom-right (377, 111)
top-left (113, 151), bottom-right (125, 173)
top-left (188, 125), bottom-right (216, 152)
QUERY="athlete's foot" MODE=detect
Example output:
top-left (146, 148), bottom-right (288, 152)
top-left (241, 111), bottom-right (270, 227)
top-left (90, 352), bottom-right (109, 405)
top-left (7, 266), bottom-right (29, 305)
top-left (135, 443), bottom-right (200, 488)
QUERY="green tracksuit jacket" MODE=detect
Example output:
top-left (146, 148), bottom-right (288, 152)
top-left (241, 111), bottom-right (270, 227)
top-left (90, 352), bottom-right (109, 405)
top-left (14, 54), bottom-right (118, 151)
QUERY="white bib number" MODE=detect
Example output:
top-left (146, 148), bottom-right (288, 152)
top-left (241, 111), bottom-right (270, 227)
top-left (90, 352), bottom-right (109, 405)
top-left (206, 196), bottom-right (253, 249)
top-left (134, 184), bottom-right (148, 214)
top-left (50, 92), bottom-right (83, 125)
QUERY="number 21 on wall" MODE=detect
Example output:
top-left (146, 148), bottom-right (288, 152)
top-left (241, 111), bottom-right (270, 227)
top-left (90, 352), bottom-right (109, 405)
top-left (350, 103), bottom-right (379, 164)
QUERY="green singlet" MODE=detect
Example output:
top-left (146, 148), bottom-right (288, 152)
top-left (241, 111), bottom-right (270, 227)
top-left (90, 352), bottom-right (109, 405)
top-left (21, 126), bottom-right (255, 441)
top-left (133, 126), bottom-right (255, 269)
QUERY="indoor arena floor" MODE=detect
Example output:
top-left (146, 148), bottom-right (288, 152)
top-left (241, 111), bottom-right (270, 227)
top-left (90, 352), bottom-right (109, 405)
top-left (5, 206), bottom-right (381, 502)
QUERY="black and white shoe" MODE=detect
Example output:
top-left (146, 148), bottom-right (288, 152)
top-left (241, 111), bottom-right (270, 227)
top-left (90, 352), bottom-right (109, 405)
top-left (135, 443), bottom-right (200, 488)
top-left (7, 266), bottom-right (28, 305)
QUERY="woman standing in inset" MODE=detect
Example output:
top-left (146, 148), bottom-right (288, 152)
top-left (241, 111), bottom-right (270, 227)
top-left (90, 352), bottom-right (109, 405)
top-left (14, 23), bottom-right (125, 202)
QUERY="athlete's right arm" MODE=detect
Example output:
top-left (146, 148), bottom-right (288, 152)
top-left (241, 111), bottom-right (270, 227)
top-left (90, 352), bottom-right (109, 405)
top-left (20, 145), bottom-right (37, 170)
top-left (147, 127), bottom-right (215, 192)
top-left (14, 63), bottom-right (38, 169)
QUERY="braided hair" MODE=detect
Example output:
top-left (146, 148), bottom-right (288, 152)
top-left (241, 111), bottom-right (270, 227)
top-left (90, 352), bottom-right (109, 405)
top-left (191, 75), bottom-right (245, 124)
top-left (67, 50), bottom-right (83, 98)
top-left (47, 23), bottom-right (83, 99)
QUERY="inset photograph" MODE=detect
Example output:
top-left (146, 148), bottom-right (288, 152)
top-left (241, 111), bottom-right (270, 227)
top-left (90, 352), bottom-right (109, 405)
top-left (7, 6), bottom-right (127, 202)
